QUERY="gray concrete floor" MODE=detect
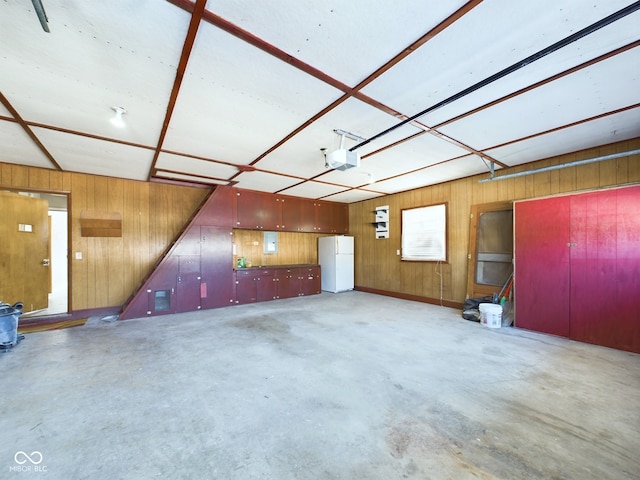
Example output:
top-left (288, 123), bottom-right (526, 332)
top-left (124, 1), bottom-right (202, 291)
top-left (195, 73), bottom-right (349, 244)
top-left (1, 291), bottom-right (639, 479)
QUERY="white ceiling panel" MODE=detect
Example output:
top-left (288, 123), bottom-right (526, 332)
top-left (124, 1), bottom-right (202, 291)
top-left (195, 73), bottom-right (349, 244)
top-left (438, 49), bottom-right (640, 150)
top-left (33, 128), bottom-right (154, 181)
top-left (256, 98), bottom-right (423, 179)
top-left (486, 108), bottom-right (640, 167)
top-left (156, 152), bottom-right (239, 180)
top-left (371, 155), bottom-right (489, 194)
top-left (0, 122), bottom-right (56, 169)
top-left (206, 0), bottom-right (469, 87)
top-left (316, 168), bottom-right (379, 189)
top-left (323, 188), bottom-right (385, 203)
top-left (353, 132), bottom-right (471, 183)
top-left (0, 0), bottom-right (190, 146)
top-left (232, 171), bottom-right (302, 193)
top-left (279, 181), bottom-right (348, 199)
top-left (361, 0), bottom-right (634, 117)
top-left (163, 21), bottom-right (343, 163)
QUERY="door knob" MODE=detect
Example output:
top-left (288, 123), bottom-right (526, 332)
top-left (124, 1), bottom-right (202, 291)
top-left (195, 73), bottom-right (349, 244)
top-left (42, 258), bottom-right (50, 266)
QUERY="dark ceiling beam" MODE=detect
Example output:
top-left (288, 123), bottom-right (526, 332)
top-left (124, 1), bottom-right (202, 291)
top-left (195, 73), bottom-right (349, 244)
top-left (148, 0), bottom-right (208, 181)
top-left (0, 91), bottom-right (62, 170)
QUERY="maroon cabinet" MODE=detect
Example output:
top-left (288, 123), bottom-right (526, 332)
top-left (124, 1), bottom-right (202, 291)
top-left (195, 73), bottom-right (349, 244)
top-left (235, 269), bottom-right (257, 304)
top-left (299, 266), bottom-right (321, 296)
top-left (276, 267), bottom-right (302, 298)
top-left (233, 188), bottom-right (348, 234)
top-left (235, 190), bottom-right (282, 230)
top-left (514, 185), bottom-right (640, 353)
top-left (255, 269), bottom-right (277, 302)
top-left (234, 265), bottom-right (321, 303)
top-left (314, 201), bottom-right (348, 233)
top-left (281, 198), bottom-right (316, 232)
top-left (200, 226), bottom-right (234, 309)
top-left (176, 255), bottom-right (201, 313)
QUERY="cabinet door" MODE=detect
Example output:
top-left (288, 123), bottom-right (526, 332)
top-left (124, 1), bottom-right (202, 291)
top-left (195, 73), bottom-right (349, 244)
top-left (298, 199), bottom-right (317, 232)
top-left (280, 197), bottom-right (300, 231)
top-left (314, 201), bottom-right (332, 233)
top-left (200, 226), bottom-right (234, 309)
top-left (277, 268), bottom-right (301, 298)
top-left (146, 256), bottom-right (179, 315)
top-left (332, 203), bottom-right (349, 234)
top-left (256, 271), bottom-right (277, 302)
top-left (514, 197), bottom-right (571, 337)
top-left (300, 266), bottom-right (321, 296)
top-left (176, 255), bottom-right (201, 313)
top-left (235, 270), bottom-right (257, 303)
top-left (235, 190), bottom-right (282, 230)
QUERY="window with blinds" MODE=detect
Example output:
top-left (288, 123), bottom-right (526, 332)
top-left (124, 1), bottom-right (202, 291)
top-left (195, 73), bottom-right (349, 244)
top-left (401, 203), bottom-right (447, 262)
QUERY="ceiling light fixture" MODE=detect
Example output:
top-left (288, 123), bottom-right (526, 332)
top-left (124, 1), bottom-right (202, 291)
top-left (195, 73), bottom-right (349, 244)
top-left (110, 106), bottom-right (127, 128)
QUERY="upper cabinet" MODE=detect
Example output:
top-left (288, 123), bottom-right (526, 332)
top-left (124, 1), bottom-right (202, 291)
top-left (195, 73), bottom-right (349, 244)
top-left (235, 189), bottom-right (283, 230)
top-left (315, 200), bottom-right (349, 234)
top-left (233, 188), bottom-right (348, 234)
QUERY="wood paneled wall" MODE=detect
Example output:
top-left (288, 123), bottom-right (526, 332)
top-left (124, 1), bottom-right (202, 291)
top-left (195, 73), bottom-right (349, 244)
top-left (0, 163), bottom-right (208, 311)
top-left (349, 138), bottom-right (640, 306)
top-left (233, 229), bottom-right (321, 267)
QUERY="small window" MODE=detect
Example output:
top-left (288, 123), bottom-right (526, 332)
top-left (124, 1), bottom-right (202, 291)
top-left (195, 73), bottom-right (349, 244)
top-left (401, 203), bottom-right (447, 262)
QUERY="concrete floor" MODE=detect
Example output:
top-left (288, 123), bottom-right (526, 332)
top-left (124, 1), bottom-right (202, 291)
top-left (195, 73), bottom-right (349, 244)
top-left (1, 291), bottom-right (639, 479)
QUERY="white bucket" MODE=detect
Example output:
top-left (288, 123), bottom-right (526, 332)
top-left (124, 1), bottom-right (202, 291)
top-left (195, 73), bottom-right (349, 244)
top-left (479, 303), bottom-right (502, 329)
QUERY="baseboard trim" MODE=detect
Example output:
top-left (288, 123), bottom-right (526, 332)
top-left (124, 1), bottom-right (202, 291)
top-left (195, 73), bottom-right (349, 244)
top-left (354, 286), bottom-right (463, 310)
top-left (19, 306), bottom-right (121, 327)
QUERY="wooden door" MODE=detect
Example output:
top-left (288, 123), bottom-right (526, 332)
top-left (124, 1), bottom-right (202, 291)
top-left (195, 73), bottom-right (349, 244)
top-left (466, 202), bottom-right (513, 299)
top-left (514, 197), bottom-right (571, 337)
top-left (0, 191), bottom-right (50, 312)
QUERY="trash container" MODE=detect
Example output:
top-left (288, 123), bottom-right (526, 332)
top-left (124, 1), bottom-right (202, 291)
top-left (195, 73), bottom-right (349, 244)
top-left (0, 301), bottom-right (24, 351)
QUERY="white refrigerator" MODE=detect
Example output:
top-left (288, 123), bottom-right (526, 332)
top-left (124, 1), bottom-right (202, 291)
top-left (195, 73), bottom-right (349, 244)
top-left (318, 235), bottom-right (354, 293)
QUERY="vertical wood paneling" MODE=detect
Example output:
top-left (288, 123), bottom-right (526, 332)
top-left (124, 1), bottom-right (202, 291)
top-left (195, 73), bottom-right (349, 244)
top-left (232, 230), bottom-right (321, 266)
top-left (1, 163), bottom-right (207, 311)
top-left (352, 138), bottom-right (640, 305)
top-left (11, 165), bottom-right (29, 188)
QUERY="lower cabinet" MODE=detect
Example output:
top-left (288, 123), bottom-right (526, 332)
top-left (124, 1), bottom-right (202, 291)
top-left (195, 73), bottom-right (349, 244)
top-left (234, 265), bottom-right (321, 304)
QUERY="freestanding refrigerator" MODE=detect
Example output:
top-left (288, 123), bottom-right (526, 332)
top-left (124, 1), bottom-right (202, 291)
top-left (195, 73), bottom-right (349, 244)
top-left (318, 235), bottom-right (354, 293)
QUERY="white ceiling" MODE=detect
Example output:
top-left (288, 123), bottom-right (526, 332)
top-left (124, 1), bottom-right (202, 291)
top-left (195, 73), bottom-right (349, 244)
top-left (1, 0), bottom-right (639, 203)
